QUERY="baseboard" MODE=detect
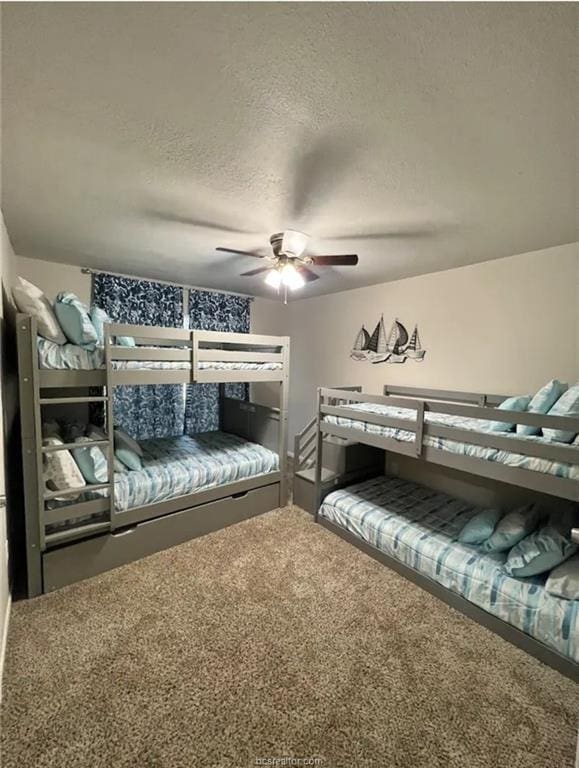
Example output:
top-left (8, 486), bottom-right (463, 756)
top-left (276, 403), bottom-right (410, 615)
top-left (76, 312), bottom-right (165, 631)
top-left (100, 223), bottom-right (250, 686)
top-left (0, 592), bottom-right (12, 704)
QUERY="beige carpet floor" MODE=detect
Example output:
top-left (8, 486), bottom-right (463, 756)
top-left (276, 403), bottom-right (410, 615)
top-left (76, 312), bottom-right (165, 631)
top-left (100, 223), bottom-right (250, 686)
top-left (1, 506), bottom-right (577, 768)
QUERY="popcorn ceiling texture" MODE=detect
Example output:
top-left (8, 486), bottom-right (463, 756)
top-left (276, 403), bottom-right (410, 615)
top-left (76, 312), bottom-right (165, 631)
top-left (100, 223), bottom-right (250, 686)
top-left (2, 4), bottom-right (577, 299)
top-left (2, 507), bottom-right (577, 768)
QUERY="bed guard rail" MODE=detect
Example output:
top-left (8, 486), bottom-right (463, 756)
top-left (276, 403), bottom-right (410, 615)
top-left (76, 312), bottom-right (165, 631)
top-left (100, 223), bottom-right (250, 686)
top-left (318, 386), bottom-right (579, 465)
top-left (192, 329), bottom-right (288, 383)
top-left (103, 324), bottom-right (289, 385)
top-left (314, 386), bottom-right (579, 505)
top-left (294, 387), bottom-right (363, 474)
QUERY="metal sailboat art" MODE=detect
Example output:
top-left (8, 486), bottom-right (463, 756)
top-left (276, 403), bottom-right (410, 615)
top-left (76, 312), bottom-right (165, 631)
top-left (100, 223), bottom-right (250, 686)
top-left (351, 315), bottom-right (426, 364)
top-left (377, 319), bottom-right (409, 364)
top-left (350, 325), bottom-right (371, 360)
top-left (350, 316), bottom-right (387, 361)
top-left (404, 325), bottom-right (425, 361)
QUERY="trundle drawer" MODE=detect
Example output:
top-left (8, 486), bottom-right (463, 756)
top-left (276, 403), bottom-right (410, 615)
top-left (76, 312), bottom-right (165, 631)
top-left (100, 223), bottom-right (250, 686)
top-left (43, 482), bottom-right (280, 592)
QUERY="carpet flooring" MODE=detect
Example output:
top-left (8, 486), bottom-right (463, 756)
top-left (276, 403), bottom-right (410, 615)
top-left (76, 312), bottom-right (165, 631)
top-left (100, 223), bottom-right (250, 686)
top-left (1, 506), bottom-right (577, 768)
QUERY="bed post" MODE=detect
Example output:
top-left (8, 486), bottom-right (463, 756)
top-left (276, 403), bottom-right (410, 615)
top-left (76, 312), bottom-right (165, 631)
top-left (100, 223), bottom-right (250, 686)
top-left (104, 324), bottom-right (116, 530)
top-left (16, 314), bottom-right (44, 597)
top-left (278, 337), bottom-right (290, 507)
top-left (313, 387), bottom-right (323, 523)
top-left (218, 383), bottom-right (225, 429)
top-left (191, 328), bottom-right (198, 382)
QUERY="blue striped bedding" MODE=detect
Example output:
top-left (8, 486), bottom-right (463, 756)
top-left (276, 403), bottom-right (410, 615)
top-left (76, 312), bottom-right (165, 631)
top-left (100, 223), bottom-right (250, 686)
top-left (37, 338), bottom-right (281, 372)
top-left (46, 432), bottom-right (279, 531)
top-left (113, 432), bottom-right (279, 512)
top-left (323, 402), bottom-right (579, 481)
top-left (320, 476), bottom-right (578, 662)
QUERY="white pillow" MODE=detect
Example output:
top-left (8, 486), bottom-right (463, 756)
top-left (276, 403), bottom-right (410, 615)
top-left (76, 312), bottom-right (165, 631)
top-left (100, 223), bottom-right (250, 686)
top-left (12, 276), bottom-right (66, 344)
top-left (43, 436), bottom-right (86, 500)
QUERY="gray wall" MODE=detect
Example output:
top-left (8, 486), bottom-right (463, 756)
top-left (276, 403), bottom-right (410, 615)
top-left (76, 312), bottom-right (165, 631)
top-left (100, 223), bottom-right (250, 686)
top-left (283, 243), bottom-right (579, 441)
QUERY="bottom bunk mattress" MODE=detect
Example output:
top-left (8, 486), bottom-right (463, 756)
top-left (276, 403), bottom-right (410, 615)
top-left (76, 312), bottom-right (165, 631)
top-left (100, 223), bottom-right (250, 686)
top-left (111, 432), bottom-right (279, 512)
top-left (319, 475), bottom-right (578, 663)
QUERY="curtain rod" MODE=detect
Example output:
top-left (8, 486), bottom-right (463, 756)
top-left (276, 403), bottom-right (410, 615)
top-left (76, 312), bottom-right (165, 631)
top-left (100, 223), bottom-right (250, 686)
top-left (80, 266), bottom-right (255, 301)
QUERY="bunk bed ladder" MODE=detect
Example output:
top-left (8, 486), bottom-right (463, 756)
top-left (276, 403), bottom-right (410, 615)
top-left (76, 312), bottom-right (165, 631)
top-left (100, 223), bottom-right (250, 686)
top-left (294, 386), bottom-right (364, 474)
top-left (40, 384), bottom-right (114, 547)
top-left (294, 417), bottom-right (317, 473)
top-left (18, 314), bottom-right (115, 596)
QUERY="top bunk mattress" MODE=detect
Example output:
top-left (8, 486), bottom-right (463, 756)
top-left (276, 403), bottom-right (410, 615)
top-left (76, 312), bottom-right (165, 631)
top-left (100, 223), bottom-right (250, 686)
top-left (319, 475), bottom-right (578, 663)
top-left (323, 401), bottom-right (579, 481)
top-left (36, 338), bottom-right (283, 372)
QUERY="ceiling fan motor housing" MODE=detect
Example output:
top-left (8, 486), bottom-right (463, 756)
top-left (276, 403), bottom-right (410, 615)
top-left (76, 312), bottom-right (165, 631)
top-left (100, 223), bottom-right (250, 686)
top-left (269, 231), bottom-right (312, 264)
top-left (269, 233), bottom-right (284, 257)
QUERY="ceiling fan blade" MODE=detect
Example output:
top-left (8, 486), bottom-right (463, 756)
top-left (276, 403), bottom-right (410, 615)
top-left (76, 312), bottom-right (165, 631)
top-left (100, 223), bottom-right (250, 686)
top-left (240, 267), bottom-right (271, 277)
top-left (311, 254), bottom-right (359, 266)
top-left (216, 247), bottom-right (264, 258)
top-left (147, 210), bottom-right (257, 234)
top-left (329, 226), bottom-right (439, 241)
top-left (297, 266), bottom-right (320, 282)
top-left (290, 133), bottom-right (360, 221)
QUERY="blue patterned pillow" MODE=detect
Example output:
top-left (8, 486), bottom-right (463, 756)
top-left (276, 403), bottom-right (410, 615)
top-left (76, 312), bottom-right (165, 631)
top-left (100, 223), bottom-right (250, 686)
top-left (90, 306), bottom-right (135, 347)
top-left (458, 508), bottom-right (503, 545)
top-left (516, 380), bottom-right (568, 436)
top-left (72, 437), bottom-right (108, 483)
top-left (480, 504), bottom-right (542, 553)
top-left (504, 525), bottom-right (578, 577)
top-left (487, 395), bottom-right (532, 432)
top-left (54, 292), bottom-right (99, 349)
top-left (542, 384), bottom-right (579, 443)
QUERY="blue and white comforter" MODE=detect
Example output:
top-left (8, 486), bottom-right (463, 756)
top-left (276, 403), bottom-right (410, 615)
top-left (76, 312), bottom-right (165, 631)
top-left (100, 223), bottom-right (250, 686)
top-left (323, 402), bottom-right (579, 480)
top-left (112, 432), bottom-right (279, 512)
top-left (320, 476), bottom-right (579, 662)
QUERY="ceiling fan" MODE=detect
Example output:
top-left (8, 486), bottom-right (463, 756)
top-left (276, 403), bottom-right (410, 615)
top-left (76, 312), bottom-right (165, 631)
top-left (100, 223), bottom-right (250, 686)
top-left (216, 230), bottom-right (358, 301)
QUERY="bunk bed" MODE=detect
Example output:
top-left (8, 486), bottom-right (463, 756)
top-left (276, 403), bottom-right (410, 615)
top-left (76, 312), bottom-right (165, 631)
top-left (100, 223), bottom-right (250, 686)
top-left (312, 385), bottom-right (579, 679)
top-left (17, 315), bottom-right (289, 596)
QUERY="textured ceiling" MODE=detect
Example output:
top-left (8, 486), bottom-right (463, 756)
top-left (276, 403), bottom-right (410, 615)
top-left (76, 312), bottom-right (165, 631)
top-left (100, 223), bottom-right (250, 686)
top-left (2, 3), bottom-right (577, 299)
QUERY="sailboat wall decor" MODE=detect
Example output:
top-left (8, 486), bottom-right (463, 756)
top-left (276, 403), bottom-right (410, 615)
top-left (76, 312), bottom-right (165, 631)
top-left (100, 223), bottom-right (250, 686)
top-left (350, 317), bottom-right (426, 364)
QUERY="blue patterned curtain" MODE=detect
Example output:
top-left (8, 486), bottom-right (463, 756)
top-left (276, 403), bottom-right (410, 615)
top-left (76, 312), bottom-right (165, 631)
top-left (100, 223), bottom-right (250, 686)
top-left (92, 274), bottom-right (185, 439)
top-left (185, 290), bottom-right (251, 434)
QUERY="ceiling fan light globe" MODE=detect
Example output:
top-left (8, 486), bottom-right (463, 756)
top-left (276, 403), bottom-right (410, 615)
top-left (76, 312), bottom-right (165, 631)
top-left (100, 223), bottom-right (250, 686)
top-left (280, 263), bottom-right (305, 290)
top-left (264, 269), bottom-right (282, 290)
top-left (281, 229), bottom-right (309, 258)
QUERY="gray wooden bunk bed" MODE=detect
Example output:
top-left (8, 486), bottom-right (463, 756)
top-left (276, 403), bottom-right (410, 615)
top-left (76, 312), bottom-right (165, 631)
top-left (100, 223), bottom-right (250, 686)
top-left (312, 385), bottom-right (579, 680)
top-left (17, 314), bottom-right (289, 596)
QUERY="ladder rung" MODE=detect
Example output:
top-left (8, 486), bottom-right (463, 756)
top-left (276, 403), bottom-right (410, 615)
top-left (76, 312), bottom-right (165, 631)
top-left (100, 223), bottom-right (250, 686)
top-left (45, 521), bottom-right (110, 548)
top-left (42, 440), bottom-right (110, 453)
top-left (44, 482), bottom-right (110, 501)
top-left (44, 497), bottom-right (110, 525)
top-left (39, 396), bottom-right (108, 405)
